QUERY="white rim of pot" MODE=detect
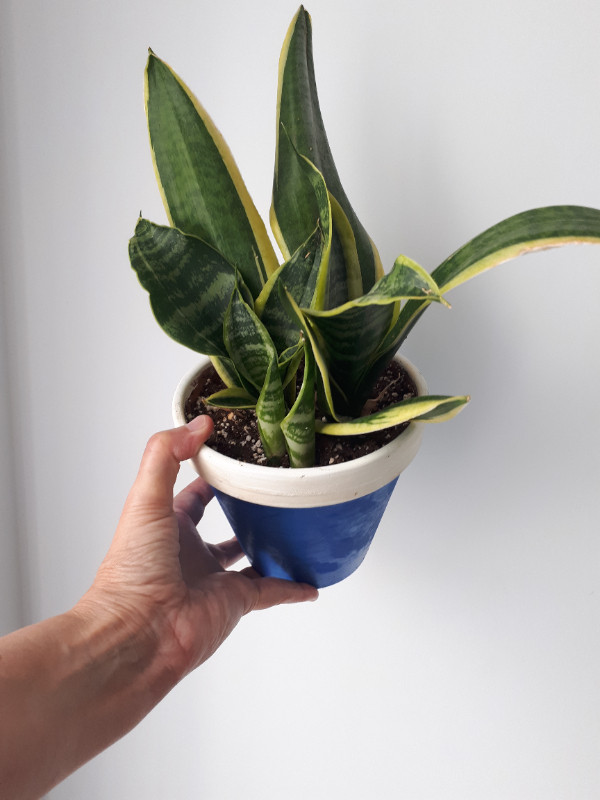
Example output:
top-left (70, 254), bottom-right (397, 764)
top-left (173, 354), bottom-right (427, 508)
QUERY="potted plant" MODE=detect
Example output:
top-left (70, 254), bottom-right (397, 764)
top-left (129, 6), bottom-right (600, 587)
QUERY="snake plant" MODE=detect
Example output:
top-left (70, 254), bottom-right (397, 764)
top-left (129, 6), bottom-right (600, 467)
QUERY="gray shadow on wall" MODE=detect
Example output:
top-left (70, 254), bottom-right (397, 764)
top-left (0, 0), bottom-right (32, 633)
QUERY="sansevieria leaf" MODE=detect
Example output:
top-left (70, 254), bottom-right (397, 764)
top-left (146, 52), bottom-right (279, 298)
top-left (224, 288), bottom-right (275, 393)
top-left (272, 6), bottom-right (382, 301)
top-left (281, 342), bottom-right (316, 467)
top-left (279, 286), bottom-right (342, 421)
top-left (129, 218), bottom-right (241, 357)
top-left (316, 394), bottom-right (469, 435)
top-left (304, 256), bottom-right (447, 416)
top-left (205, 386), bottom-right (257, 409)
top-left (255, 358), bottom-right (288, 462)
top-left (258, 143), bottom-right (333, 351)
top-left (134, 12), bottom-right (600, 469)
top-left (211, 356), bottom-right (245, 389)
top-left (385, 205), bottom-right (600, 360)
top-left (258, 225), bottom-right (328, 353)
top-left (433, 205), bottom-right (600, 294)
top-left (224, 288), bottom-right (286, 460)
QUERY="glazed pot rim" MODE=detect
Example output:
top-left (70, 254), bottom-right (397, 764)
top-left (173, 354), bottom-right (427, 508)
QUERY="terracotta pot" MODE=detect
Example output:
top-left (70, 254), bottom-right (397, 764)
top-left (173, 355), bottom-right (427, 588)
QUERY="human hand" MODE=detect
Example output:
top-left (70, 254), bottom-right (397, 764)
top-left (0, 417), bottom-right (318, 799)
top-left (78, 416), bottom-right (318, 682)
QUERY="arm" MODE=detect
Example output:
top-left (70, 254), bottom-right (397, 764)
top-left (0, 416), bottom-right (318, 799)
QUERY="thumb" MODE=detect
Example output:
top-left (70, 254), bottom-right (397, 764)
top-left (129, 416), bottom-right (214, 513)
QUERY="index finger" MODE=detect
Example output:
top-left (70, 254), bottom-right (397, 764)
top-left (174, 476), bottom-right (214, 525)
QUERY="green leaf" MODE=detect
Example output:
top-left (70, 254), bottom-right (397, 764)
top-left (281, 343), bottom-right (316, 467)
top-left (278, 341), bottom-right (304, 391)
top-left (269, 127), bottom-right (351, 309)
top-left (211, 356), bottom-right (244, 388)
top-left (270, 125), bottom-right (331, 266)
top-left (129, 218), bottom-right (241, 357)
top-left (272, 7), bottom-right (382, 300)
top-left (223, 287), bottom-right (286, 461)
top-left (304, 256), bottom-right (447, 416)
top-left (256, 358), bottom-right (287, 462)
top-left (278, 341), bottom-right (304, 370)
top-left (145, 51), bottom-right (278, 298)
top-left (224, 287), bottom-right (276, 392)
top-left (205, 387), bottom-right (257, 408)
top-left (433, 204), bottom-right (600, 293)
top-left (359, 255), bottom-right (448, 306)
top-left (316, 395), bottom-right (469, 435)
top-left (279, 286), bottom-right (342, 420)
top-left (329, 193), bottom-right (363, 300)
top-left (258, 225), bottom-right (328, 352)
top-left (386, 205), bottom-right (600, 359)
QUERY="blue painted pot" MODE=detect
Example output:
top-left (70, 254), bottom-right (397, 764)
top-left (173, 355), bottom-right (426, 588)
top-left (211, 479), bottom-right (398, 587)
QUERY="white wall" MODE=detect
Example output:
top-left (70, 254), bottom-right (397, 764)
top-left (0, 294), bottom-right (23, 635)
top-left (0, 4), bottom-right (25, 636)
top-left (1, 0), bottom-right (599, 797)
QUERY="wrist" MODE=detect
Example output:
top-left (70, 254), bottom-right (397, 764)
top-left (71, 591), bottom-right (179, 705)
top-left (0, 603), bottom-right (176, 799)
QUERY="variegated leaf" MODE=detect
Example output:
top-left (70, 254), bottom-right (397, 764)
top-left (129, 218), bottom-right (240, 357)
top-left (205, 386), bottom-right (257, 408)
top-left (258, 225), bottom-right (328, 353)
top-left (329, 193), bottom-right (364, 300)
top-left (304, 256), bottom-right (447, 416)
top-left (281, 343), bottom-right (316, 467)
top-left (256, 358), bottom-right (287, 462)
top-left (272, 7), bottom-right (382, 300)
top-left (146, 52), bottom-right (278, 298)
top-left (270, 126), bottom-right (331, 267)
top-left (316, 394), bottom-right (469, 435)
top-left (279, 286), bottom-right (342, 420)
top-left (224, 287), bottom-right (276, 392)
top-left (433, 204), bottom-right (600, 293)
top-left (211, 356), bottom-right (244, 389)
top-left (381, 205), bottom-right (600, 363)
top-left (278, 341), bottom-right (304, 393)
top-left (223, 287), bottom-right (286, 460)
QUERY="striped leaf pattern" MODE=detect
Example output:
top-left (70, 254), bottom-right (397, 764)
top-left (316, 395), bottom-right (469, 435)
top-left (433, 205), bottom-right (600, 293)
top-left (224, 288), bottom-right (287, 460)
top-left (224, 288), bottom-right (276, 393)
top-left (210, 356), bottom-right (244, 389)
top-left (378, 205), bottom-right (600, 365)
top-left (281, 342), bottom-right (316, 467)
top-left (304, 257), bottom-right (447, 415)
top-left (132, 12), bottom-right (600, 468)
top-left (278, 287), bottom-right (341, 420)
top-left (146, 52), bottom-right (278, 298)
top-left (259, 225), bottom-right (327, 352)
top-left (129, 218), bottom-right (240, 357)
top-left (255, 359), bottom-right (288, 462)
top-left (278, 342), bottom-right (305, 393)
top-left (272, 7), bottom-right (382, 303)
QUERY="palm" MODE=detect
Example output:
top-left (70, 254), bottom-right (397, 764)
top-left (86, 422), bottom-right (317, 684)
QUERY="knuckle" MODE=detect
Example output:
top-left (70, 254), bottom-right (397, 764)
top-left (146, 430), bottom-right (169, 452)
